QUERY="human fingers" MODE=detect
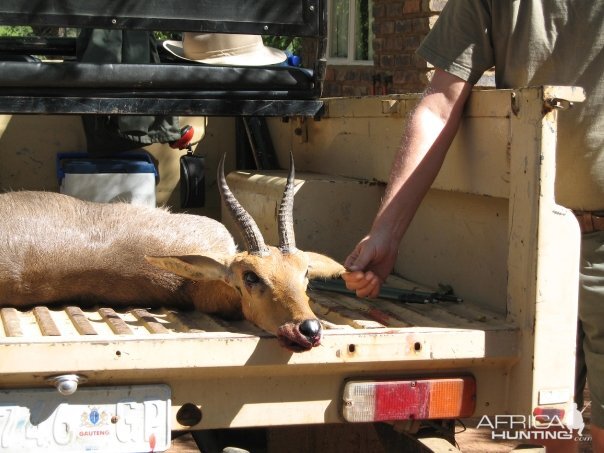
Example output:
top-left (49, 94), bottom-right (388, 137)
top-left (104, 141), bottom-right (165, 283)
top-left (344, 271), bottom-right (382, 298)
top-left (342, 271), bottom-right (371, 292)
top-left (341, 271), bottom-right (366, 285)
top-left (354, 273), bottom-right (382, 298)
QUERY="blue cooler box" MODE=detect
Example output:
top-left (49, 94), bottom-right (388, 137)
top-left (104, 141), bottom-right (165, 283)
top-left (57, 152), bottom-right (158, 207)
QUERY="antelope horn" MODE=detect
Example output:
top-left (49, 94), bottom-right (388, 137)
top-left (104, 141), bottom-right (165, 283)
top-left (217, 154), bottom-right (269, 256)
top-left (278, 153), bottom-right (297, 254)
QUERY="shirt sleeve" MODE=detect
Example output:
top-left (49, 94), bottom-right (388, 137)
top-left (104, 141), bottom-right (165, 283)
top-left (417, 0), bottom-right (494, 85)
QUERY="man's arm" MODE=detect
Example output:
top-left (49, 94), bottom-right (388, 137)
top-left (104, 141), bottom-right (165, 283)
top-left (342, 69), bottom-right (473, 298)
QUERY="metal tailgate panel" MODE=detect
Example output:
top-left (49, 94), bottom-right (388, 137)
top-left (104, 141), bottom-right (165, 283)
top-left (0, 285), bottom-right (518, 369)
top-left (0, 280), bottom-right (519, 429)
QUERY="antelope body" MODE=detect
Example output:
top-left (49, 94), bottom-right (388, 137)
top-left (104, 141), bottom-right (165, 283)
top-left (0, 156), bottom-right (344, 352)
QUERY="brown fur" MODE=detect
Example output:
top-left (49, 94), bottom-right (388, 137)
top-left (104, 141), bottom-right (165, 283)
top-left (0, 191), bottom-right (344, 350)
top-left (0, 191), bottom-right (238, 312)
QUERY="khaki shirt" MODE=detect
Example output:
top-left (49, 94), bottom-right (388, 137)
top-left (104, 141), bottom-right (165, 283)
top-left (418, 0), bottom-right (604, 210)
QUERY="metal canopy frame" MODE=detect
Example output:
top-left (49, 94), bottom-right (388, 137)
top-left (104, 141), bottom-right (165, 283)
top-left (0, 0), bottom-right (327, 116)
top-left (0, 0), bottom-right (321, 36)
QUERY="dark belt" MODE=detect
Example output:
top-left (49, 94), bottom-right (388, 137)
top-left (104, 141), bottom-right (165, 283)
top-left (574, 211), bottom-right (604, 234)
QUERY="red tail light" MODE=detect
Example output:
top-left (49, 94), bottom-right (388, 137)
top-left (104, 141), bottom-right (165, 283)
top-left (342, 376), bottom-right (476, 422)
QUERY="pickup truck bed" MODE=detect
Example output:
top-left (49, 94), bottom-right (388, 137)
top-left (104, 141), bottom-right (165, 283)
top-left (0, 87), bottom-right (585, 452)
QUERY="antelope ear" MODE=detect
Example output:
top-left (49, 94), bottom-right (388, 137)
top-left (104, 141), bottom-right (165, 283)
top-left (305, 251), bottom-right (346, 279)
top-left (145, 255), bottom-right (229, 281)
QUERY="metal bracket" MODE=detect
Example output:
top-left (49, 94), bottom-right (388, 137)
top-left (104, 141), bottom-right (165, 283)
top-left (381, 99), bottom-right (401, 115)
top-left (293, 116), bottom-right (308, 143)
top-left (513, 86), bottom-right (586, 116)
top-left (544, 97), bottom-right (575, 111)
top-left (542, 85), bottom-right (586, 113)
top-left (511, 92), bottom-right (520, 116)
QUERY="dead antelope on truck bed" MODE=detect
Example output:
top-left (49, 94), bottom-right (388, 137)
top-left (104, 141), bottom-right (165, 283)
top-left (0, 155), bottom-right (344, 352)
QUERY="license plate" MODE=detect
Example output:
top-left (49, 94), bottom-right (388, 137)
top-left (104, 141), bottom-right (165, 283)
top-left (0, 385), bottom-right (171, 453)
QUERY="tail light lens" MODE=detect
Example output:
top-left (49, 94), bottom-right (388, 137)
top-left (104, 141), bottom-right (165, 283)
top-left (342, 376), bottom-right (476, 422)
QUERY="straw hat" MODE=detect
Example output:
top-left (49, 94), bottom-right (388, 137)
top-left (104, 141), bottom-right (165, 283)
top-left (163, 32), bottom-right (287, 66)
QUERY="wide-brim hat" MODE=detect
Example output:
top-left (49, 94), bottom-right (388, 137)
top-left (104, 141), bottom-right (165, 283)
top-left (163, 32), bottom-right (287, 66)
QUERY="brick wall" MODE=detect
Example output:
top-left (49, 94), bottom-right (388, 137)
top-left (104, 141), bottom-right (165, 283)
top-left (322, 0), bottom-right (445, 97)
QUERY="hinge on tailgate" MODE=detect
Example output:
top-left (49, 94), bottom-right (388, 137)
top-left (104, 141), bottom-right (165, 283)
top-left (512, 86), bottom-right (587, 116)
top-left (543, 97), bottom-right (575, 112)
top-left (543, 86), bottom-right (586, 113)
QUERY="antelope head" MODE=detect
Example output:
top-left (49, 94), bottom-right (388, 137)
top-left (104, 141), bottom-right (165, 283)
top-left (148, 154), bottom-right (344, 352)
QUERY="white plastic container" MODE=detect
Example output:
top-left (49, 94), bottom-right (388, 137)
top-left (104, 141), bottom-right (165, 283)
top-left (57, 152), bottom-right (158, 207)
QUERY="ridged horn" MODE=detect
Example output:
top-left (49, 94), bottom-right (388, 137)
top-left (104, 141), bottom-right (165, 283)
top-left (278, 153), bottom-right (297, 254)
top-left (217, 154), bottom-right (269, 256)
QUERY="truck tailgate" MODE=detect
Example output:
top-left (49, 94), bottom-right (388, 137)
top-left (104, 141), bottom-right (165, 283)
top-left (0, 276), bottom-right (518, 429)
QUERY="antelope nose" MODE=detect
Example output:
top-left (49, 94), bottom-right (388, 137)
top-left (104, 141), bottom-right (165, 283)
top-left (299, 319), bottom-right (322, 340)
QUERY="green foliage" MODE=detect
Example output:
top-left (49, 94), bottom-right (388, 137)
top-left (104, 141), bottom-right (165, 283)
top-left (0, 26), bottom-right (77, 38)
top-left (0, 28), bottom-right (303, 57)
top-left (152, 31), bottom-right (181, 41)
top-left (0, 26), bottom-right (33, 37)
top-left (263, 36), bottom-right (302, 54)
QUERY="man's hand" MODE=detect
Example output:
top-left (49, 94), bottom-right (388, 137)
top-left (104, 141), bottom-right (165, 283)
top-left (341, 270), bottom-right (383, 299)
top-left (342, 232), bottom-right (398, 298)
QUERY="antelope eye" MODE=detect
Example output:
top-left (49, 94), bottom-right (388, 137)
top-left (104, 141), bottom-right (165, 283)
top-left (243, 271), bottom-right (261, 285)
